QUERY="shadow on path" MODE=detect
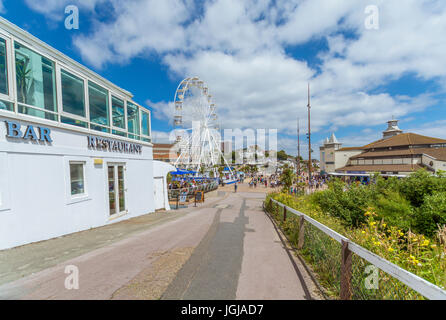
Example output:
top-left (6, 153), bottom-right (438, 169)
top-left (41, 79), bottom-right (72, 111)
top-left (162, 199), bottom-right (253, 300)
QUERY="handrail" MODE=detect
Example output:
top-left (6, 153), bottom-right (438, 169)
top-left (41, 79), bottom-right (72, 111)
top-left (269, 198), bottom-right (446, 300)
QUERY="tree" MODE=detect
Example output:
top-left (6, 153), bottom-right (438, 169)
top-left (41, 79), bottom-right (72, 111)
top-left (280, 164), bottom-right (296, 194)
top-left (277, 150), bottom-right (288, 161)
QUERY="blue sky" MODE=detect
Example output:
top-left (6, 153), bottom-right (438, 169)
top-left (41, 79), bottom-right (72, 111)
top-left (2, 0), bottom-right (446, 159)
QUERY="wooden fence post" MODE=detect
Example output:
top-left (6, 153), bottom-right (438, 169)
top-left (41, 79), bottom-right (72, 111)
top-left (283, 206), bottom-right (287, 221)
top-left (297, 216), bottom-right (305, 249)
top-left (340, 240), bottom-right (353, 300)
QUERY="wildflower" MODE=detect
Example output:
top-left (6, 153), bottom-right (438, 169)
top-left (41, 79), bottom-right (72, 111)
top-left (388, 247), bottom-right (394, 252)
top-left (421, 240), bottom-right (430, 247)
top-left (361, 231), bottom-right (366, 234)
top-left (382, 223), bottom-right (387, 228)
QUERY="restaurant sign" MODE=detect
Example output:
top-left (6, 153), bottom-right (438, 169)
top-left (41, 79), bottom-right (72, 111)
top-left (87, 135), bottom-right (142, 154)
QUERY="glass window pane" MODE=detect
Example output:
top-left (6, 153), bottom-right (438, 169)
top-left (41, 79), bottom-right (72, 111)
top-left (88, 81), bottom-right (109, 126)
top-left (118, 166), bottom-right (125, 212)
top-left (15, 42), bottom-right (57, 112)
top-left (61, 116), bottom-right (88, 128)
top-left (108, 166), bottom-right (116, 215)
top-left (70, 163), bottom-right (85, 196)
top-left (141, 111), bottom-right (150, 136)
top-left (0, 99), bottom-right (13, 112)
top-left (127, 102), bottom-right (139, 136)
top-left (112, 129), bottom-right (126, 137)
top-left (18, 104), bottom-right (57, 121)
top-left (112, 96), bottom-right (125, 129)
top-left (0, 38), bottom-right (8, 95)
top-left (61, 69), bottom-right (85, 117)
top-left (90, 123), bottom-right (110, 133)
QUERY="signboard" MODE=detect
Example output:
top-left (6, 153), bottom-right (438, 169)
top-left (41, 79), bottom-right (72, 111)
top-left (87, 135), bottom-right (142, 154)
top-left (5, 120), bottom-right (52, 143)
top-left (179, 192), bottom-right (187, 203)
top-left (195, 191), bottom-right (204, 203)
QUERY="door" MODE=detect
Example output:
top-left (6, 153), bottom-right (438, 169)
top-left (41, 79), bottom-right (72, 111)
top-left (108, 164), bottom-right (126, 215)
top-left (153, 177), bottom-right (165, 210)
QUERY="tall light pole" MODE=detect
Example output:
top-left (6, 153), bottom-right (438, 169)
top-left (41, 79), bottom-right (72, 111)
top-left (297, 117), bottom-right (301, 176)
top-left (307, 83), bottom-right (312, 181)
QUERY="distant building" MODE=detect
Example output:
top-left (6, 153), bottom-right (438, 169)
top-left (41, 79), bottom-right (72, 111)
top-left (153, 143), bottom-right (178, 163)
top-left (319, 133), bottom-right (363, 173)
top-left (320, 120), bottom-right (446, 176)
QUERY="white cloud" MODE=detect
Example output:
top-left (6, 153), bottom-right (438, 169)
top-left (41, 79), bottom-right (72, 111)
top-left (24, 0), bottom-right (446, 146)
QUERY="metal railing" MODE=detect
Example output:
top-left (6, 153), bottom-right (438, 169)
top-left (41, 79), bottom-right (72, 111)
top-left (266, 198), bottom-right (446, 300)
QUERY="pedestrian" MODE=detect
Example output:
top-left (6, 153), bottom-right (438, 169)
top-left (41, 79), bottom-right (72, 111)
top-left (234, 182), bottom-right (238, 193)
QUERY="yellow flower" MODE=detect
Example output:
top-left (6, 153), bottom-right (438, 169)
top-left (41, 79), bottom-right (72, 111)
top-left (388, 247), bottom-right (395, 252)
top-left (361, 231), bottom-right (366, 234)
top-left (382, 223), bottom-right (387, 228)
top-left (421, 240), bottom-right (430, 247)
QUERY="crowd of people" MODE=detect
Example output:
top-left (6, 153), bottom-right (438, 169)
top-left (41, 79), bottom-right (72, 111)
top-left (168, 178), bottom-right (216, 190)
top-left (247, 174), bottom-right (282, 189)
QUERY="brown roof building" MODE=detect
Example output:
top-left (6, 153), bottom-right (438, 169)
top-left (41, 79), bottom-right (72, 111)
top-left (153, 143), bottom-right (179, 163)
top-left (335, 120), bottom-right (446, 175)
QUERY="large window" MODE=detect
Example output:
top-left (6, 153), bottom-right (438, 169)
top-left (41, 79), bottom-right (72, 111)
top-left (127, 101), bottom-right (139, 138)
top-left (112, 96), bottom-right (125, 130)
top-left (14, 42), bottom-right (57, 119)
top-left (141, 110), bottom-right (150, 136)
top-left (88, 81), bottom-right (109, 130)
top-left (0, 38), bottom-right (8, 95)
top-left (69, 162), bottom-right (85, 196)
top-left (61, 69), bottom-right (85, 117)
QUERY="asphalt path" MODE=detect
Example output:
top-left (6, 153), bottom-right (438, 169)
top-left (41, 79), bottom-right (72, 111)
top-left (0, 188), bottom-right (320, 300)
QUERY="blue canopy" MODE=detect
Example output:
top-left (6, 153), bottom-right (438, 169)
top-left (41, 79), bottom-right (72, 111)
top-left (170, 169), bottom-right (198, 175)
top-left (171, 169), bottom-right (192, 175)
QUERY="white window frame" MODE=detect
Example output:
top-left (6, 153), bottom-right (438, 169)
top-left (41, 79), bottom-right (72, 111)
top-left (13, 38), bottom-right (59, 118)
top-left (0, 26), bottom-right (151, 146)
top-left (127, 100), bottom-right (141, 140)
top-left (110, 93), bottom-right (127, 134)
top-left (87, 79), bottom-right (111, 132)
top-left (65, 159), bottom-right (90, 204)
top-left (140, 107), bottom-right (151, 140)
top-left (57, 63), bottom-right (89, 124)
top-left (0, 32), bottom-right (14, 107)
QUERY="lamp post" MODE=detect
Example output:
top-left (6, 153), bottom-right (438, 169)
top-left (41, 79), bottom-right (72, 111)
top-left (307, 83), bottom-right (312, 181)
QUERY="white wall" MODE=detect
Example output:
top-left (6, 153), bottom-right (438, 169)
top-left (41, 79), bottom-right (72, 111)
top-left (0, 116), bottom-right (155, 250)
top-left (153, 161), bottom-right (175, 211)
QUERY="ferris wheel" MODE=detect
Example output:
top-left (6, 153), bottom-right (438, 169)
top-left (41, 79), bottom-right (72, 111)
top-left (172, 77), bottom-right (232, 176)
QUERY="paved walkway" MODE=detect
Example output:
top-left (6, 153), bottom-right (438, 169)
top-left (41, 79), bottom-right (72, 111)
top-left (0, 186), bottom-right (321, 300)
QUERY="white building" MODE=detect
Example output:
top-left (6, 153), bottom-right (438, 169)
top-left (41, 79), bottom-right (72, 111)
top-left (0, 17), bottom-right (166, 250)
top-left (319, 133), bottom-right (363, 174)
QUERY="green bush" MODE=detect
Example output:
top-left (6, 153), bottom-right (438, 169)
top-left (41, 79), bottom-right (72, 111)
top-left (374, 190), bottom-right (414, 231)
top-left (399, 170), bottom-right (446, 207)
top-left (416, 192), bottom-right (446, 237)
top-left (312, 179), bottom-right (372, 227)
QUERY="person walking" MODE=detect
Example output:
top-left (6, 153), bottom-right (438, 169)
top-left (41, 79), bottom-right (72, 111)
top-left (234, 182), bottom-right (238, 193)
